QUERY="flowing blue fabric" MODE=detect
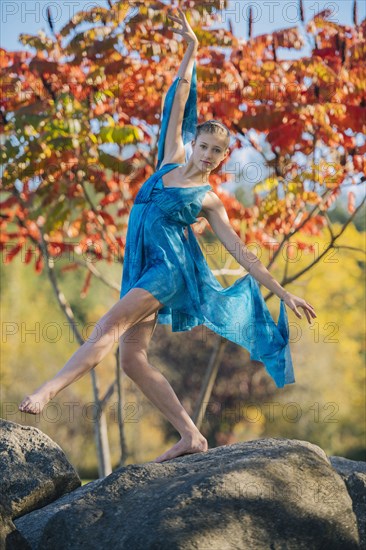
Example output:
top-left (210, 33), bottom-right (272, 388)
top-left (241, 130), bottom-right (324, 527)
top-left (120, 62), bottom-right (295, 388)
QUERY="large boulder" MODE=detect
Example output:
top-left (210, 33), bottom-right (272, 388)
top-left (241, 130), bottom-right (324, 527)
top-left (13, 437), bottom-right (361, 549)
top-left (13, 479), bottom-right (103, 549)
top-left (0, 501), bottom-right (31, 550)
top-left (329, 455), bottom-right (366, 548)
top-left (0, 418), bottom-right (81, 548)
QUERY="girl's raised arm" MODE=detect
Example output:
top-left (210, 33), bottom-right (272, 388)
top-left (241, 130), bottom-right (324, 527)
top-left (157, 9), bottom-right (199, 169)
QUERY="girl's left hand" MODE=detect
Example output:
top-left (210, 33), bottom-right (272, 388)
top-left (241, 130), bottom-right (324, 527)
top-left (282, 292), bottom-right (317, 324)
top-left (167, 8), bottom-right (199, 46)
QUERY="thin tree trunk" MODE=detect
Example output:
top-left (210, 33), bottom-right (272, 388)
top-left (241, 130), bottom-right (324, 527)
top-left (89, 365), bottom-right (112, 477)
top-left (39, 231), bottom-right (112, 477)
top-left (115, 346), bottom-right (128, 466)
top-left (192, 336), bottom-right (228, 430)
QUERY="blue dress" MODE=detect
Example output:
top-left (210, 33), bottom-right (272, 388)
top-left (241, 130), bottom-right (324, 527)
top-left (120, 62), bottom-right (295, 389)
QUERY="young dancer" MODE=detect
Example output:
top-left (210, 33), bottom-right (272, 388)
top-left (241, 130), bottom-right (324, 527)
top-left (18, 9), bottom-right (316, 463)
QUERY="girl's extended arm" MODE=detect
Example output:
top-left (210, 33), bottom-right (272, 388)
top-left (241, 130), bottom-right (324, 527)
top-left (202, 191), bottom-right (318, 324)
top-left (160, 9), bottom-right (198, 166)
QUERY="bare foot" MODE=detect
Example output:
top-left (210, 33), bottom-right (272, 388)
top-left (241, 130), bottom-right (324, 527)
top-left (18, 388), bottom-right (54, 415)
top-left (153, 432), bottom-right (208, 463)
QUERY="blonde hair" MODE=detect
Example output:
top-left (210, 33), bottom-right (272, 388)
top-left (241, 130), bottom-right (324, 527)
top-left (195, 120), bottom-right (230, 147)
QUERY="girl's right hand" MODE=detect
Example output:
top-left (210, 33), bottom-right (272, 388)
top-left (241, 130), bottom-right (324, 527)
top-left (167, 8), bottom-right (199, 47)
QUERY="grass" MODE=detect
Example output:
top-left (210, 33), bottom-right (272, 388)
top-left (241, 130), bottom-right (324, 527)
top-left (80, 479), bottom-right (97, 486)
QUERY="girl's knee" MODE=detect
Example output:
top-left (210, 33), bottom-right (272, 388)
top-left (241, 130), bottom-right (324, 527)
top-left (120, 352), bottom-right (147, 376)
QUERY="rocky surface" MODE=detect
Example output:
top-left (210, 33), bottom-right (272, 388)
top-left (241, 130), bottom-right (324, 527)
top-left (0, 501), bottom-right (31, 550)
top-left (329, 455), bottom-right (366, 548)
top-left (1, 419), bottom-right (364, 549)
top-left (0, 419), bottom-right (81, 520)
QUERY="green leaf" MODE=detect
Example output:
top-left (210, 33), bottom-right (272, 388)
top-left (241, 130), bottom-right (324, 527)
top-left (43, 201), bottom-right (71, 232)
top-left (98, 151), bottom-right (132, 174)
top-left (99, 125), bottom-right (142, 145)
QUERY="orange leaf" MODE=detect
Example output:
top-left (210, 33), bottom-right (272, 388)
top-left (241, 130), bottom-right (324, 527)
top-left (81, 271), bottom-right (92, 298)
top-left (347, 191), bottom-right (355, 213)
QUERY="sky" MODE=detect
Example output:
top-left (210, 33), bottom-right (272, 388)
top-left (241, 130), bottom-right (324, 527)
top-left (1, 1), bottom-right (364, 52)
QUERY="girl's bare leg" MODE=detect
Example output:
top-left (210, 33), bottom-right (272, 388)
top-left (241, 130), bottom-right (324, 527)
top-left (18, 288), bottom-right (208, 462)
top-left (18, 288), bottom-right (164, 415)
top-left (119, 312), bottom-right (208, 462)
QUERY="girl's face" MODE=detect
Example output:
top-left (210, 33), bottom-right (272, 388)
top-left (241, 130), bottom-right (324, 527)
top-left (191, 132), bottom-right (229, 173)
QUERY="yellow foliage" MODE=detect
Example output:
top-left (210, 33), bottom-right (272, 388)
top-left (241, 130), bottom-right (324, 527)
top-left (1, 222), bottom-right (364, 468)
top-left (261, 222), bottom-right (365, 458)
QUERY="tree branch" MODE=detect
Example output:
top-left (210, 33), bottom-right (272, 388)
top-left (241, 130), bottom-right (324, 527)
top-left (264, 193), bottom-right (366, 300)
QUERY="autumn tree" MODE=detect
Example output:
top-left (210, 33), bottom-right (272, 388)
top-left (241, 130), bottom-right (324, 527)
top-left (1, 0), bottom-right (365, 470)
top-left (1, 0), bottom-right (233, 475)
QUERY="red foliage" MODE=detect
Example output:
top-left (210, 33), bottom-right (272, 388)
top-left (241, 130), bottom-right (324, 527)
top-left (0, 2), bottom-right (364, 290)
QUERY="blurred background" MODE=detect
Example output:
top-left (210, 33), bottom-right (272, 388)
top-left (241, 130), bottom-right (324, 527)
top-left (1, 1), bottom-right (365, 480)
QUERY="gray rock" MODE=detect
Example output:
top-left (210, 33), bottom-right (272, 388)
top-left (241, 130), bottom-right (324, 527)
top-left (0, 501), bottom-right (31, 550)
top-left (0, 419), bottom-right (81, 520)
top-left (14, 480), bottom-right (103, 549)
top-left (329, 456), bottom-right (366, 476)
top-left (329, 456), bottom-right (366, 548)
top-left (14, 438), bottom-right (360, 550)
